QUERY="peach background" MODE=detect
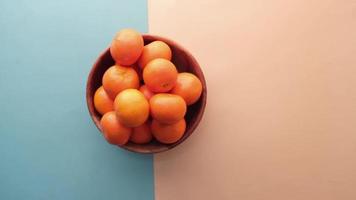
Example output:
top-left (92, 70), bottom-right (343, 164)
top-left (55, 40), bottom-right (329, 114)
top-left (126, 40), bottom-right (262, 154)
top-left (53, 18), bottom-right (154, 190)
top-left (149, 0), bottom-right (356, 199)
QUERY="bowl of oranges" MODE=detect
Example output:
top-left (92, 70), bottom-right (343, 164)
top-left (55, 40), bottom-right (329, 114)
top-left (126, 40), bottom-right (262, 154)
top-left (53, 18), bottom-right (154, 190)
top-left (86, 29), bottom-right (207, 153)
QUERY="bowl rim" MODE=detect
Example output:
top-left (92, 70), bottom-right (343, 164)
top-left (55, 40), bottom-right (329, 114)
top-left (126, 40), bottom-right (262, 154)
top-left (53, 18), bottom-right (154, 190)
top-left (86, 34), bottom-right (207, 154)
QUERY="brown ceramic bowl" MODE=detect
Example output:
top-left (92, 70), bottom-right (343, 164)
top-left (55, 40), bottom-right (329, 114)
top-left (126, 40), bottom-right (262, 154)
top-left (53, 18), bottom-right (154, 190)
top-left (86, 34), bottom-right (207, 153)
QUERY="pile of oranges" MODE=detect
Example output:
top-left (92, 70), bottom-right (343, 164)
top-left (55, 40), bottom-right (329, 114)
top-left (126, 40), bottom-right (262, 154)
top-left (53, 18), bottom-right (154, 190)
top-left (93, 29), bottom-right (202, 146)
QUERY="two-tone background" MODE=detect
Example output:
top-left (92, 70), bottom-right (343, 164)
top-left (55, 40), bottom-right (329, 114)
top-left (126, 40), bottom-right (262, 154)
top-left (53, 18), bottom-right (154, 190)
top-left (1, 0), bottom-right (355, 199)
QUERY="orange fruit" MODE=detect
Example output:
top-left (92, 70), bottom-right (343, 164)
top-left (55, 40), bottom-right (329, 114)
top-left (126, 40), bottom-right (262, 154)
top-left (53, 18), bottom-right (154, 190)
top-left (94, 86), bottom-right (114, 115)
top-left (139, 85), bottom-right (155, 100)
top-left (138, 41), bottom-right (172, 69)
top-left (151, 119), bottom-right (186, 144)
top-left (114, 89), bottom-right (149, 127)
top-left (171, 72), bottom-right (203, 105)
top-left (143, 58), bottom-right (178, 92)
top-left (100, 111), bottom-right (131, 145)
top-left (102, 65), bottom-right (139, 99)
top-left (110, 28), bottom-right (144, 66)
top-left (130, 122), bottom-right (152, 144)
top-left (150, 94), bottom-right (186, 124)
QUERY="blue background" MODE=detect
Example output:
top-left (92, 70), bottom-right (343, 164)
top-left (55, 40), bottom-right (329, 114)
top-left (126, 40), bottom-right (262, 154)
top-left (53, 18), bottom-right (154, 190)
top-left (0, 0), bottom-right (153, 199)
